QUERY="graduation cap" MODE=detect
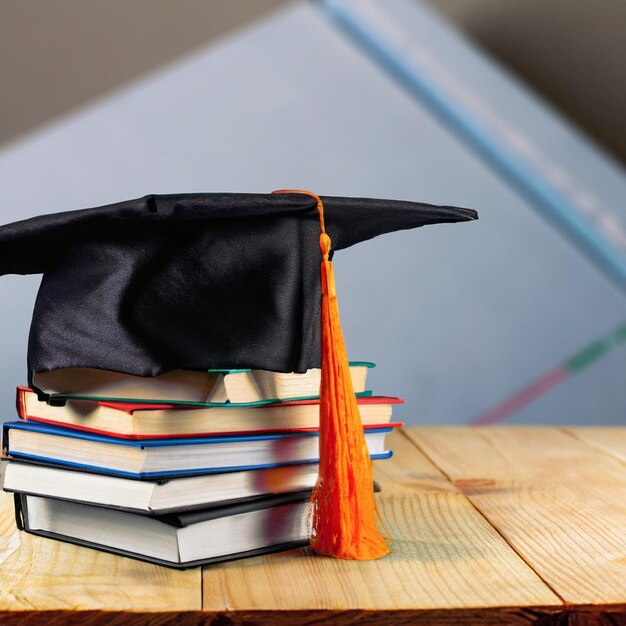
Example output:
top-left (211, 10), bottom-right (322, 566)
top-left (0, 190), bottom-right (477, 560)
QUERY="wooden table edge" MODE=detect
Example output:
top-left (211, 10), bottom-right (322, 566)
top-left (0, 604), bottom-right (624, 625)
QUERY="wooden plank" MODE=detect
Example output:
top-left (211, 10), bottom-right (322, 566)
top-left (0, 490), bottom-right (201, 612)
top-left (0, 612), bottom-right (203, 626)
top-left (202, 430), bottom-right (559, 614)
top-left (566, 427), bottom-right (626, 464)
top-left (1, 606), bottom-right (626, 626)
top-left (372, 427), bottom-right (462, 497)
top-left (408, 427), bottom-right (626, 606)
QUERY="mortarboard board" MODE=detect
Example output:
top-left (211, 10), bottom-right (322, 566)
top-left (0, 192), bottom-right (476, 384)
top-left (0, 190), bottom-right (477, 560)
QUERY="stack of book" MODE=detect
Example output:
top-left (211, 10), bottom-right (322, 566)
top-left (2, 362), bottom-right (401, 568)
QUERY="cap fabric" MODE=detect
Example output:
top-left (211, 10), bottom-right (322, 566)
top-left (0, 192), bottom-right (477, 382)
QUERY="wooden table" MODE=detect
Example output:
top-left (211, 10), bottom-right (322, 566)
top-left (0, 427), bottom-right (625, 625)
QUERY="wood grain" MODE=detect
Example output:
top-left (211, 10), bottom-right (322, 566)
top-left (408, 427), bottom-right (626, 606)
top-left (0, 605), bottom-right (625, 626)
top-left (202, 430), bottom-right (559, 612)
top-left (0, 490), bottom-right (201, 611)
top-left (566, 427), bottom-right (626, 465)
top-left (2, 427), bottom-right (626, 623)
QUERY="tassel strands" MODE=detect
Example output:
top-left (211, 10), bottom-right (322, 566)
top-left (273, 189), bottom-right (389, 560)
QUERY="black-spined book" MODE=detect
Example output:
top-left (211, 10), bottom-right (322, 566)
top-left (14, 490), bottom-right (311, 569)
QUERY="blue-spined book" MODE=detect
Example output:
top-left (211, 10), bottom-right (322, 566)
top-left (3, 421), bottom-right (393, 479)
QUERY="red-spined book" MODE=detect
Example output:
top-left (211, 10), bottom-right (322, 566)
top-left (17, 387), bottom-right (403, 439)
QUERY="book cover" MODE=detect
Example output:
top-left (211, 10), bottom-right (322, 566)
top-left (14, 491), bottom-right (312, 569)
top-left (17, 386), bottom-right (402, 439)
top-left (3, 420), bottom-right (395, 479)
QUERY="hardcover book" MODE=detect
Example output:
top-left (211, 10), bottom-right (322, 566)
top-left (17, 387), bottom-right (401, 439)
top-left (2, 459), bottom-right (320, 514)
top-left (32, 362), bottom-right (374, 405)
top-left (14, 491), bottom-right (311, 568)
top-left (3, 421), bottom-right (395, 479)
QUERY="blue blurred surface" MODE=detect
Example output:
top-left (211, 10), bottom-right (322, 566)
top-left (0, 0), bottom-right (625, 425)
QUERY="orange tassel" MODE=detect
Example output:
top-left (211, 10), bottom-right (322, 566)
top-left (273, 189), bottom-right (389, 560)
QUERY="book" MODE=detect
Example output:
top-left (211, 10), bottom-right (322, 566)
top-left (17, 387), bottom-right (402, 439)
top-left (2, 459), bottom-right (320, 514)
top-left (219, 363), bottom-right (373, 403)
top-left (31, 362), bottom-right (374, 404)
top-left (3, 421), bottom-right (395, 479)
top-left (14, 491), bottom-right (311, 568)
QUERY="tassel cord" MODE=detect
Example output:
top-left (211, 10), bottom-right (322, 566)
top-left (272, 189), bottom-right (389, 561)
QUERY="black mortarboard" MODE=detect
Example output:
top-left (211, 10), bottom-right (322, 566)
top-left (0, 193), bottom-right (477, 386)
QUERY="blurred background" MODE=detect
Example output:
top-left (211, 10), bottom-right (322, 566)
top-left (1, 0), bottom-right (625, 425)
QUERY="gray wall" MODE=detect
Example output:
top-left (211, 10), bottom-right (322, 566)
top-left (1, 0), bottom-right (624, 161)
top-left (0, 0), bottom-right (288, 147)
top-left (428, 0), bottom-right (626, 164)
